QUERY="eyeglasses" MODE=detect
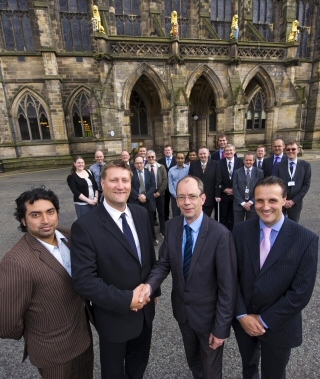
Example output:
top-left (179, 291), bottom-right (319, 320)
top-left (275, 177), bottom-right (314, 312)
top-left (286, 148), bottom-right (297, 152)
top-left (135, 162), bottom-right (144, 165)
top-left (176, 194), bottom-right (203, 201)
top-left (147, 156), bottom-right (155, 159)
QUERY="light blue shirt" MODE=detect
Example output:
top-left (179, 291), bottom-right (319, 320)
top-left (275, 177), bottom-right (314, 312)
top-left (181, 212), bottom-right (204, 259)
top-left (168, 164), bottom-right (189, 198)
top-left (89, 162), bottom-right (106, 191)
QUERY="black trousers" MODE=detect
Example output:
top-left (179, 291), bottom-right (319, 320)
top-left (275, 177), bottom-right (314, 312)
top-left (100, 321), bottom-right (152, 379)
top-left (163, 188), bottom-right (171, 220)
top-left (233, 320), bottom-right (291, 379)
top-left (283, 207), bottom-right (301, 223)
top-left (202, 205), bottom-right (214, 218)
top-left (233, 209), bottom-right (258, 224)
top-left (139, 202), bottom-right (156, 240)
top-left (220, 196), bottom-right (234, 231)
top-left (155, 195), bottom-right (165, 234)
top-left (179, 322), bottom-right (223, 379)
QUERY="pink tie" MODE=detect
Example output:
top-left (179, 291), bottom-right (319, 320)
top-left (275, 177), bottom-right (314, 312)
top-left (260, 227), bottom-right (272, 269)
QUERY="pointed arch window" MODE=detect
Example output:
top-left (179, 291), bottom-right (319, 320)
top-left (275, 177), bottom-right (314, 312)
top-left (17, 94), bottom-right (51, 140)
top-left (210, 0), bottom-right (233, 40)
top-left (253, 0), bottom-right (274, 41)
top-left (246, 91), bottom-right (266, 130)
top-left (0, 0), bottom-right (34, 51)
top-left (72, 92), bottom-right (93, 137)
top-left (165, 0), bottom-right (189, 38)
top-left (115, 0), bottom-right (141, 36)
top-left (130, 91), bottom-right (148, 136)
top-left (296, 0), bottom-right (310, 58)
top-left (59, 0), bottom-right (91, 51)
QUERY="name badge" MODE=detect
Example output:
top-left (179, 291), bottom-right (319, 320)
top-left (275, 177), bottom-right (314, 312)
top-left (245, 188), bottom-right (249, 194)
top-left (288, 181), bottom-right (295, 187)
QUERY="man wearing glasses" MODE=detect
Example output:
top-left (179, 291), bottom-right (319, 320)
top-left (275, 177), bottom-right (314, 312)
top-left (274, 141), bottom-right (311, 222)
top-left (139, 175), bottom-right (237, 379)
top-left (145, 150), bottom-right (167, 238)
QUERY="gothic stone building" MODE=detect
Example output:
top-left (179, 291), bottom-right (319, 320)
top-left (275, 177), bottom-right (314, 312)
top-left (0, 0), bottom-right (320, 170)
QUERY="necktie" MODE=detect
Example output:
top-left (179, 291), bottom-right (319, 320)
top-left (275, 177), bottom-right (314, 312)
top-left (272, 156), bottom-right (280, 174)
top-left (138, 171), bottom-right (145, 194)
top-left (228, 161), bottom-right (232, 179)
top-left (290, 162), bottom-right (294, 175)
top-left (60, 238), bottom-right (71, 276)
top-left (167, 158), bottom-right (171, 167)
top-left (183, 225), bottom-right (193, 282)
top-left (202, 163), bottom-right (206, 173)
top-left (120, 213), bottom-right (140, 263)
top-left (151, 164), bottom-right (154, 173)
top-left (258, 160), bottom-right (262, 169)
top-left (260, 227), bottom-right (272, 269)
top-left (98, 164), bottom-right (102, 190)
top-left (222, 151), bottom-right (226, 159)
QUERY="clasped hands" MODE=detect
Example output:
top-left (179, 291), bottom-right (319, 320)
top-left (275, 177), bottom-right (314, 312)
top-left (239, 314), bottom-right (266, 337)
top-left (130, 283), bottom-right (152, 312)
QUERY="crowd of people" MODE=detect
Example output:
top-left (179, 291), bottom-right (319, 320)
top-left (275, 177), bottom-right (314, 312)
top-left (0, 134), bottom-right (317, 379)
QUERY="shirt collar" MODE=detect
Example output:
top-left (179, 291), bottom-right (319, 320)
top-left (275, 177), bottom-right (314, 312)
top-left (103, 200), bottom-right (131, 220)
top-left (183, 212), bottom-right (204, 232)
top-left (289, 158), bottom-right (298, 164)
top-left (260, 215), bottom-right (285, 232)
top-left (37, 230), bottom-right (67, 252)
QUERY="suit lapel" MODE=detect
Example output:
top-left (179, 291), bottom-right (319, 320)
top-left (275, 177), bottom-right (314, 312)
top-left (173, 217), bottom-right (185, 283)
top-left (98, 205), bottom-right (141, 264)
top-left (26, 233), bottom-right (72, 283)
top-left (247, 220), bottom-right (261, 276)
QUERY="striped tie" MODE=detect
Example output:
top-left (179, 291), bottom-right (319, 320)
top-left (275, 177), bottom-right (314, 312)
top-left (183, 225), bottom-right (193, 281)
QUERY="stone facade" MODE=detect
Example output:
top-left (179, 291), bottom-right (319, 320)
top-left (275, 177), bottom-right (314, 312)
top-left (0, 0), bottom-right (319, 170)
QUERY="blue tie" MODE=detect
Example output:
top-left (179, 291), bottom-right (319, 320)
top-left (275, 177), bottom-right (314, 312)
top-left (290, 162), bottom-right (294, 175)
top-left (272, 156), bottom-right (279, 174)
top-left (183, 225), bottom-right (193, 282)
top-left (120, 213), bottom-right (140, 263)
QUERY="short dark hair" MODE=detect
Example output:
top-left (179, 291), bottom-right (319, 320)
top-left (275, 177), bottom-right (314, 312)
top-left (15, 186), bottom-right (60, 233)
top-left (244, 152), bottom-right (256, 160)
top-left (177, 175), bottom-right (204, 194)
top-left (101, 159), bottom-right (133, 179)
top-left (254, 176), bottom-right (287, 198)
top-left (176, 151), bottom-right (185, 157)
top-left (218, 133), bottom-right (227, 140)
top-left (256, 144), bottom-right (266, 151)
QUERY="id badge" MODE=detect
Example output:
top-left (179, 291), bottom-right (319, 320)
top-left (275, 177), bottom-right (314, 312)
top-left (288, 181), bottom-right (295, 187)
top-left (245, 188), bottom-right (249, 194)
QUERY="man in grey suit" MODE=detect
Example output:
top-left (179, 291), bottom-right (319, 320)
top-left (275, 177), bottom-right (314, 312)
top-left (0, 187), bottom-right (93, 378)
top-left (139, 175), bottom-right (237, 379)
top-left (232, 176), bottom-right (318, 379)
top-left (233, 152), bottom-right (264, 223)
top-left (274, 141), bottom-right (311, 222)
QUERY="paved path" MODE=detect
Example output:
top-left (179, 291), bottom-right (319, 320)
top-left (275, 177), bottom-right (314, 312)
top-left (0, 161), bottom-right (319, 379)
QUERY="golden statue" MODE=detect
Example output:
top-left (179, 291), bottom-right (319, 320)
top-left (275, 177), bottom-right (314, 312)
top-left (92, 5), bottom-right (105, 33)
top-left (170, 10), bottom-right (179, 36)
top-left (288, 20), bottom-right (299, 42)
top-left (230, 14), bottom-right (239, 39)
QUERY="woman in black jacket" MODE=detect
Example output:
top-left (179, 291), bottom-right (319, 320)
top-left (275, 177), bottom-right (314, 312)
top-left (67, 156), bottom-right (99, 218)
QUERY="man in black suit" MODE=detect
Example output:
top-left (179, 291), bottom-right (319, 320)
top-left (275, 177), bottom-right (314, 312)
top-left (274, 141), bottom-right (311, 222)
top-left (211, 133), bottom-right (228, 160)
top-left (139, 175), bottom-right (237, 379)
top-left (121, 150), bottom-right (135, 170)
top-left (232, 176), bottom-right (318, 379)
top-left (138, 146), bottom-right (148, 165)
top-left (254, 145), bottom-right (266, 170)
top-left (218, 144), bottom-right (244, 230)
top-left (189, 146), bottom-right (221, 217)
top-left (262, 138), bottom-right (287, 177)
top-left (158, 145), bottom-right (176, 220)
top-left (130, 155), bottom-right (158, 245)
top-left (71, 160), bottom-right (160, 379)
top-left (233, 152), bottom-right (264, 223)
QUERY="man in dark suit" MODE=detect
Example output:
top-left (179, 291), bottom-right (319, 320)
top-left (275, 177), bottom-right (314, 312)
top-left (274, 141), bottom-right (311, 222)
top-left (262, 138), bottom-right (287, 177)
top-left (211, 133), bottom-right (228, 160)
top-left (189, 146), bottom-right (221, 217)
top-left (130, 154), bottom-right (158, 245)
top-left (158, 144), bottom-right (176, 220)
top-left (71, 160), bottom-right (160, 379)
top-left (121, 150), bottom-right (135, 170)
top-left (145, 150), bottom-right (168, 237)
top-left (139, 175), bottom-right (237, 379)
top-left (0, 187), bottom-right (93, 378)
top-left (254, 145), bottom-right (266, 170)
top-left (218, 144), bottom-right (244, 230)
top-left (233, 152), bottom-right (264, 223)
top-left (232, 176), bottom-right (318, 379)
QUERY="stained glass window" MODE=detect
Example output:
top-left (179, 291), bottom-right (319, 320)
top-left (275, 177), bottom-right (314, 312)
top-left (17, 94), bottom-right (51, 140)
top-left (246, 91), bottom-right (266, 130)
top-left (210, 0), bottom-right (232, 40)
top-left (253, 0), bottom-right (274, 41)
top-left (130, 91), bottom-right (148, 136)
top-left (0, 0), bottom-right (34, 51)
top-left (296, 0), bottom-right (310, 58)
top-left (72, 92), bottom-right (93, 137)
top-left (59, 0), bottom-right (91, 51)
top-left (115, 0), bottom-right (141, 36)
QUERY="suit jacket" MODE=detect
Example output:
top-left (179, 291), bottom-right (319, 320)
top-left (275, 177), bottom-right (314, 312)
top-left (0, 230), bottom-right (91, 368)
top-left (262, 154), bottom-right (288, 177)
top-left (233, 218), bottom-right (318, 348)
top-left (129, 168), bottom-right (156, 212)
top-left (71, 203), bottom-right (159, 343)
top-left (211, 151), bottom-right (237, 161)
top-left (145, 162), bottom-right (168, 196)
top-left (188, 160), bottom-right (222, 206)
top-left (254, 159), bottom-right (264, 169)
top-left (233, 167), bottom-right (264, 211)
top-left (146, 214), bottom-right (237, 338)
top-left (158, 155), bottom-right (177, 173)
top-left (274, 159), bottom-right (311, 211)
top-left (219, 157), bottom-right (244, 201)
